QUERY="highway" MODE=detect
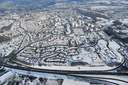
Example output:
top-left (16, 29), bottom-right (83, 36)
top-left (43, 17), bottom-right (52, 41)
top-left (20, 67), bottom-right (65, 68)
top-left (2, 65), bottom-right (128, 85)
top-left (1, 62), bottom-right (128, 75)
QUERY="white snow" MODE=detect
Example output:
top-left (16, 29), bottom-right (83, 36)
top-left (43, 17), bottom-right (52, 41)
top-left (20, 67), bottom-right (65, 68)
top-left (119, 19), bottom-right (128, 24)
top-left (109, 41), bottom-right (124, 62)
top-left (46, 79), bottom-right (60, 85)
top-left (0, 71), bottom-right (14, 84)
top-left (62, 79), bottom-right (90, 85)
top-left (100, 20), bottom-right (114, 26)
top-left (32, 65), bottom-right (113, 71)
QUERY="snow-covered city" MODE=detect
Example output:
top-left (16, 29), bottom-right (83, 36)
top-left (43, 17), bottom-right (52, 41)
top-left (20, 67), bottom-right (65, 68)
top-left (0, 0), bottom-right (128, 85)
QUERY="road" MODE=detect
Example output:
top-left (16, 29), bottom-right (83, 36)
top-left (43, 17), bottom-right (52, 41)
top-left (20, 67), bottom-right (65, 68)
top-left (1, 65), bottom-right (128, 85)
top-left (1, 62), bottom-right (128, 75)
